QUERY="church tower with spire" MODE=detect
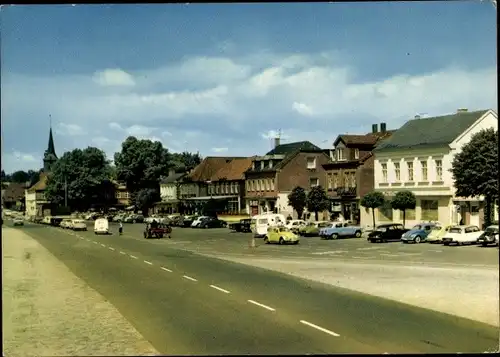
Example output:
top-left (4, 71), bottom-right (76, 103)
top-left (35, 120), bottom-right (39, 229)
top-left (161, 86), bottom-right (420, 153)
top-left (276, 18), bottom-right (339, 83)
top-left (43, 121), bottom-right (58, 172)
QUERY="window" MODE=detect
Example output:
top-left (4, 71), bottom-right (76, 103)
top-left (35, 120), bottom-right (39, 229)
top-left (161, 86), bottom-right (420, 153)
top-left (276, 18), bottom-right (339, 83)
top-left (268, 160), bottom-right (273, 168)
top-left (435, 160), bottom-right (443, 181)
top-left (407, 162), bottom-right (414, 181)
top-left (264, 179), bottom-right (270, 191)
top-left (354, 148), bottom-right (359, 159)
top-left (230, 182), bottom-right (234, 194)
top-left (333, 173), bottom-right (338, 188)
top-left (381, 163), bottom-right (388, 183)
top-left (252, 162), bottom-right (255, 170)
top-left (246, 181), bottom-right (250, 192)
top-left (259, 179), bottom-right (264, 191)
top-left (310, 178), bottom-right (319, 187)
top-left (215, 184), bottom-right (220, 194)
top-left (235, 183), bottom-right (240, 193)
top-left (327, 174), bottom-right (333, 190)
top-left (421, 199), bottom-right (438, 221)
top-left (337, 148), bottom-right (346, 161)
top-left (394, 163), bottom-right (401, 181)
top-left (421, 161), bottom-right (428, 181)
top-left (260, 161), bottom-right (265, 170)
top-left (270, 178), bottom-right (275, 190)
top-left (351, 172), bottom-right (357, 187)
top-left (225, 182), bottom-right (230, 194)
top-left (307, 157), bottom-right (316, 169)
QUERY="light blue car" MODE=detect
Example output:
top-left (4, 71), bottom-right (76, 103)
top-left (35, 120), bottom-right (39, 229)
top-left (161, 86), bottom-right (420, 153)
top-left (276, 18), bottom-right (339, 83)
top-left (319, 222), bottom-right (363, 240)
top-left (401, 222), bottom-right (438, 244)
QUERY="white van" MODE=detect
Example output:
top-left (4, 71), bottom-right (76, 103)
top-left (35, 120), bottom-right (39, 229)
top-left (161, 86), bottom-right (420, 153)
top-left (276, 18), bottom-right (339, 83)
top-left (251, 213), bottom-right (286, 237)
top-left (94, 218), bottom-right (109, 235)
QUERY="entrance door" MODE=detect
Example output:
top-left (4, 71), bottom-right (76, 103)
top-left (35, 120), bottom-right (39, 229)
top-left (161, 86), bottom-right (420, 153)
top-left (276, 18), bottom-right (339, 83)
top-left (251, 206), bottom-right (258, 216)
top-left (470, 204), bottom-right (480, 227)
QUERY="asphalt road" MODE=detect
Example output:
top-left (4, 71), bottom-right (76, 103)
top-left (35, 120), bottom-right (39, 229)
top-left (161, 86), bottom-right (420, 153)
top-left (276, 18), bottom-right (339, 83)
top-left (116, 223), bottom-right (499, 268)
top-left (6, 221), bottom-right (499, 354)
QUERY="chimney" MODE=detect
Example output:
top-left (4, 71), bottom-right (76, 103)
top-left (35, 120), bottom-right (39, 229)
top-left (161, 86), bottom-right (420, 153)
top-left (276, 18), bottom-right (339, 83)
top-left (168, 169), bottom-right (175, 176)
top-left (274, 136), bottom-right (280, 148)
top-left (380, 122), bottom-right (387, 133)
top-left (372, 124), bottom-right (378, 133)
top-left (457, 108), bottom-right (468, 113)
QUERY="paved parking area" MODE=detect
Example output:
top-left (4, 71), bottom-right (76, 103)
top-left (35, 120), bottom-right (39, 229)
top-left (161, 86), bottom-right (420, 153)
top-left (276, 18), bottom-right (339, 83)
top-left (116, 223), bottom-right (498, 268)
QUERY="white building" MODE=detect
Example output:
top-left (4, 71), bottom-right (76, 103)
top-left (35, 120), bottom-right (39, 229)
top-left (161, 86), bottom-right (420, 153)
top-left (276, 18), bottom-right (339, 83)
top-left (372, 108), bottom-right (498, 228)
top-left (156, 169), bottom-right (186, 214)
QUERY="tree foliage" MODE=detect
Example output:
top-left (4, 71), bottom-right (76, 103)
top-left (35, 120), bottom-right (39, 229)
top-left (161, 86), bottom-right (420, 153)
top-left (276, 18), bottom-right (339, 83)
top-left (390, 190), bottom-right (416, 227)
top-left (202, 198), bottom-right (225, 217)
top-left (307, 186), bottom-right (330, 221)
top-left (2, 169), bottom-right (42, 187)
top-left (114, 136), bottom-right (172, 197)
top-left (451, 128), bottom-right (498, 226)
top-left (288, 186), bottom-right (307, 219)
top-left (171, 151), bottom-right (202, 172)
top-left (45, 147), bottom-right (114, 211)
top-left (136, 188), bottom-right (161, 216)
top-left (360, 191), bottom-right (385, 228)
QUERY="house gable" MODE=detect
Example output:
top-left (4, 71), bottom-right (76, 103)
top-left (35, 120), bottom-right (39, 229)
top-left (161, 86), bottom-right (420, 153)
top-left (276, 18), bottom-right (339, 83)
top-left (450, 110), bottom-right (498, 150)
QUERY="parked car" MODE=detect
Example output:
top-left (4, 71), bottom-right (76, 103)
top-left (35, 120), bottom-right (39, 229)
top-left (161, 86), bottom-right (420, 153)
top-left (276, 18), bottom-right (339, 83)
top-left (198, 217), bottom-right (227, 229)
top-left (94, 218), bottom-right (110, 235)
top-left (319, 222), bottom-right (363, 240)
top-left (180, 215), bottom-right (197, 227)
top-left (286, 219), bottom-right (307, 233)
top-left (50, 217), bottom-right (63, 227)
top-left (299, 221), bottom-right (331, 237)
top-left (228, 218), bottom-right (252, 233)
top-left (124, 214), bottom-right (144, 223)
top-left (367, 223), bottom-right (409, 243)
top-left (13, 218), bottom-right (24, 226)
top-left (113, 213), bottom-right (126, 222)
top-left (264, 226), bottom-right (299, 245)
top-left (71, 219), bottom-right (87, 231)
top-left (60, 219), bottom-right (74, 229)
top-left (476, 225), bottom-right (499, 247)
top-left (191, 216), bottom-right (210, 228)
top-left (442, 225), bottom-right (483, 246)
top-left (401, 222), bottom-right (439, 244)
top-left (426, 225), bottom-right (451, 243)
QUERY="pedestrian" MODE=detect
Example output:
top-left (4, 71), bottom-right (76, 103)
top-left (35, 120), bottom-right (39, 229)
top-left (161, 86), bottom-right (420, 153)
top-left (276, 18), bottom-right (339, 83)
top-left (119, 221), bottom-right (123, 235)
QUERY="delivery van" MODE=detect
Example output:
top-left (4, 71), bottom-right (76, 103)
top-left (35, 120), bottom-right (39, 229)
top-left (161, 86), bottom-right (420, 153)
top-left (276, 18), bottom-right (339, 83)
top-left (250, 213), bottom-right (286, 237)
top-left (94, 218), bottom-right (109, 235)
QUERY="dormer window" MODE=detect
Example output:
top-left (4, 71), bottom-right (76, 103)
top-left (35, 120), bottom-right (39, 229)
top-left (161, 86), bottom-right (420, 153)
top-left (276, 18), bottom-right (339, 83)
top-left (337, 148), bottom-right (346, 161)
top-left (354, 148), bottom-right (359, 160)
top-left (260, 161), bottom-right (265, 170)
top-left (252, 162), bottom-right (255, 170)
top-left (329, 150), bottom-right (335, 161)
top-left (268, 160), bottom-right (273, 168)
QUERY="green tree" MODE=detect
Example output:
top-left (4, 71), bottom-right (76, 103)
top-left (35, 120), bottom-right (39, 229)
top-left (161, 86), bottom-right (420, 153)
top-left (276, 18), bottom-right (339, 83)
top-left (202, 198), bottom-right (225, 217)
top-left (27, 169), bottom-right (41, 187)
top-left (360, 191), bottom-right (385, 228)
top-left (306, 185), bottom-right (330, 221)
top-left (451, 128), bottom-right (499, 227)
top-left (114, 136), bottom-right (172, 208)
top-left (171, 151), bottom-right (202, 172)
top-left (136, 187), bottom-right (161, 216)
top-left (288, 186), bottom-right (307, 219)
top-left (10, 170), bottom-right (29, 184)
top-left (45, 147), bottom-right (114, 211)
top-left (390, 190), bottom-right (416, 227)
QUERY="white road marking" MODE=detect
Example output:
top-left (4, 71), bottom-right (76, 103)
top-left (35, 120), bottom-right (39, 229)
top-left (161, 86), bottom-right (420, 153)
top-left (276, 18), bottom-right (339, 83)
top-left (429, 249), bottom-right (443, 253)
top-left (183, 275), bottom-right (197, 282)
top-left (144, 260), bottom-right (153, 265)
top-left (79, 236), bottom-right (84, 239)
top-left (247, 299), bottom-right (275, 311)
top-left (129, 255), bottom-right (138, 259)
top-left (352, 256), bottom-right (376, 259)
top-left (380, 253), bottom-right (400, 257)
top-left (108, 247), bottom-right (115, 251)
top-left (100, 243), bottom-right (106, 247)
top-left (300, 320), bottom-right (340, 337)
top-left (398, 252), bottom-right (422, 256)
top-left (210, 285), bottom-right (230, 294)
top-left (357, 247), bottom-right (381, 251)
top-left (119, 251), bottom-right (126, 255)
top-left (92, 241), bottom-right (98, 244)
top-left (311, 250), bottom-right (346, 255)
top-left (161, 267), bottom-right (172, 272)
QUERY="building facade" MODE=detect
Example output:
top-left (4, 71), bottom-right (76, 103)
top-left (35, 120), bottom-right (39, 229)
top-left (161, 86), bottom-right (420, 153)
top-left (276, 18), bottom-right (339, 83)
top-left (245, 140), bottom-right (331, 218)
top-left (372, 109), bottom-right (498, 228)
top-left (323, 123), bottom-right (393, 224)
top-left (156, 169), bottom-right (186, 214)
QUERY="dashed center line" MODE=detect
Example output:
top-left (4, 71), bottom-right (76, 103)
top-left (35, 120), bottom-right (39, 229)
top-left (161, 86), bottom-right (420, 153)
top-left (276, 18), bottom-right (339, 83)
top-left (92, 241), bottom-right (98, 244)
top-left (119, 251), bottom-right (126, 255)
top-left (161, 267), bottom-right (172, 272)
top-left (248, 299), bottom-right (275, 311)
top-left (183, 275), bottom-right (197, 282)
top-left (300, 320), bottom-right (340, 337)
top-left (210, 284), bottom-right (230, 294)
top-left (144, 260), bottom-right (153, 265)
top-left (129, 255), bottom-right (138, 259)
top-left (108, 247), bottom-right (115, 251)
top-left (352, 256), bottom-right (375, 259)
top-left (100, 243), bottom-right (106, 247)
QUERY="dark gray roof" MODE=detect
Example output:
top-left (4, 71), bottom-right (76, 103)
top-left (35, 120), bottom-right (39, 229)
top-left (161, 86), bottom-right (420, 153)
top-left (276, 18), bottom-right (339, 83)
top-left (160, 172), bottom-right (186, 184)
top-left (374, 110), bottom-right (490, 152)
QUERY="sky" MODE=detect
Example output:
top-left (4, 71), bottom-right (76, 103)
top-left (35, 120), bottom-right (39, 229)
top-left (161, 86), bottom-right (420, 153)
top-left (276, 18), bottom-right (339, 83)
top-left (1, 2), bottom-right (497, 173)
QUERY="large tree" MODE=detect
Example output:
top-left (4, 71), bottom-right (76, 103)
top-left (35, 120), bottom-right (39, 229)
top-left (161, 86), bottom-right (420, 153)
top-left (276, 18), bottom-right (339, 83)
top-left (391, 190), bottom-right (416, 227)
top-left (171, 151), bottom-right (202, 172)
top-left (10, 170), bottom-right (29, 184)
top-left (136, 187), bottom-right (161, 216)
top-left (360, 191), bottom-right (385, 228)
top-left (45, 147), bottom-right (114, 211)
top-left (288, 186), bottom-right (307, 219)
top-left (113, 136), bottom-right (172, 208)
top-left (451, 128), bottom-right (499, 227)
top-left (306, 186), bottom-right (330, 221)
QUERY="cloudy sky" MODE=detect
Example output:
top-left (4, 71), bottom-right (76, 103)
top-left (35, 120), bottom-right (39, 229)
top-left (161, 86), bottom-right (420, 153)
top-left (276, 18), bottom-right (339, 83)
top-left (1, 2), bottom-right (497, 173)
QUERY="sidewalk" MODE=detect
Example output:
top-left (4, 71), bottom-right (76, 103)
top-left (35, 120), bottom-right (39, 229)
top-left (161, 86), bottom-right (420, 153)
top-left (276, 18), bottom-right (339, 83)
top-left (2, 227), bottom-right (159, 356)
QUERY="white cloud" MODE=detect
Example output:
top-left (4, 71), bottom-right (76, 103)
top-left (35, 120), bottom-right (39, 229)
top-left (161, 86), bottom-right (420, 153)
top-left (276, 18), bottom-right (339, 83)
top-left (292, 102), bottom-right (314, 116)
top-left (93, 68), bottom-right (136, 87)
top-left (109, 122), bottom-right (123, 131)
top-left (1, 151), bottom-right (38, 173)
top-left (125, 125), bottom-right (156, 137)
top-left (211, 147), bottom-right (228, 153)
top-left (56, 122), bottom-right (86, 136)
top-left (261, 130), bottom-right (290, 140)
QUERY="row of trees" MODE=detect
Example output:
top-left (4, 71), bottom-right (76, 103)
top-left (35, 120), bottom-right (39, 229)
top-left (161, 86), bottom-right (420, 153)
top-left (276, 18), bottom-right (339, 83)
top-left (287, 185), bottom-right (330, 220)
top-left (1, 169), bottom-right (41, 188)
top-left (41, 136), bottom-right (201, 214)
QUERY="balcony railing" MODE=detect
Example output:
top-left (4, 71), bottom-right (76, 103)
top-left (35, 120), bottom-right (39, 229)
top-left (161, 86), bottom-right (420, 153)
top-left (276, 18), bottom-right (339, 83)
top-left (335, 186), bottom-right (357, 196)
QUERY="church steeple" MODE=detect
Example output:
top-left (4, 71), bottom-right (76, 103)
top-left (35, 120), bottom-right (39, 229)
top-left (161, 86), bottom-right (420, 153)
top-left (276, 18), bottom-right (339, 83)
top-left (43, 116), bottom-right (58, 172)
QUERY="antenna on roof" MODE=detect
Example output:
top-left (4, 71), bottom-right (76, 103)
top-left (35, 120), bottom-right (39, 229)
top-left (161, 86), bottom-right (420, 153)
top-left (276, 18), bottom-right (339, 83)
top-left (273, 129), bottom-right (282, 149)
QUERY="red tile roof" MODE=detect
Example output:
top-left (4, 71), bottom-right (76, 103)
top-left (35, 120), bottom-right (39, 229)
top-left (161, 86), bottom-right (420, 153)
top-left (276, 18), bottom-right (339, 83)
top-left (27, 172), bottom-right (49, 193)
top-left (188, 156), bottom-right (247, 182)
top-left (210, 158), bottom-right (253, 181)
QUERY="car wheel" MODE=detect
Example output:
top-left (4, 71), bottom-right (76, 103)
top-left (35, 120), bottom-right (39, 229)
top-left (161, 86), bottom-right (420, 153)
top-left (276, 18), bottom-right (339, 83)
top-left (482, 242), bottom-right (487, 247)
top-left (355, 231), bottom-right (362, 238)
top-left (133, 219), bottom-right (137, 224)
top-left (443, 242), bottom-right (449, 246)
top-left (279, 237), bottom-right (285, 245)
top-left (264, 237), bottom-right (269, 244)
top-left (414, 236), bottom-right (421, 244)
top-left (330, 233), bottom-right (338, 240)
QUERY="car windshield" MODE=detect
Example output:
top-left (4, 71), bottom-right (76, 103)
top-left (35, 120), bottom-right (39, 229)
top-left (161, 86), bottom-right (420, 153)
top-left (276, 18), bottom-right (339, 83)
top-left (449, 227), bottom-right (462, 233)
top-left (376, 226), bottom-right (388, 232)
top-left (412, 225), bottom-right (423, 230)
top-left (485, 227), bottom-right (499, 234)
top-left (432, 226), bottom-right (442, 231)
top-left (279, 227), bottom-right (290, 232)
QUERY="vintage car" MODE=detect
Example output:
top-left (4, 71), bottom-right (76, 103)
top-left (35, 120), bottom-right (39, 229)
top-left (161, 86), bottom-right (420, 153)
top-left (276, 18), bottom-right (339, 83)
top-left (476, 225), bottom-right (499, 247)
top-left (144, 223), bottom-right (172, 239)
top-left (198, 217), bottom-right (227, 229)
top-left (319, 222), bottom-right (363, 240)
top-left (264, 226), bottom-right (300, 245)
top-left (71, 219), bottom-right (87, 231)
top-left (426, 225), bottom-right (452, 243)
top-left (123, 214), bottom-right (144, 223)
top-left (13, 218), bottom-right (24, 226)
top-left (401, 222), bottom-right (439, 244)
top-left (442, 225), bottom-right (483, 246)
top-left (299, 221), bottom-right (331, 237)
top-left (286, 219), bottom-right (307, 233)
top-left (60, 219), bottom-right (73, 229)
top-left (367, 223), bottom-right (410, 243)
top-left (228, 218), bottom-right (252, 233)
